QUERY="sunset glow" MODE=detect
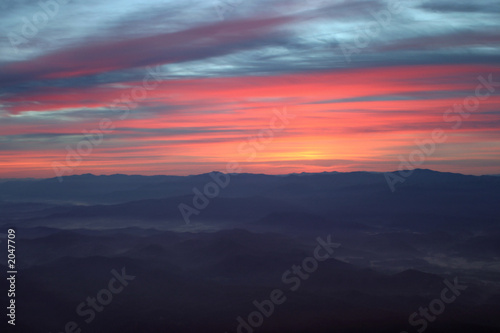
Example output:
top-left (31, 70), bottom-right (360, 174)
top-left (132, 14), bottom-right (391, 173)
top-left (1, 0), bottom-right (499, 178)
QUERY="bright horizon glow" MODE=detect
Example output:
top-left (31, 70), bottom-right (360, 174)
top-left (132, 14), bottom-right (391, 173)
top-left (1, 0), bottom-right (499, 178)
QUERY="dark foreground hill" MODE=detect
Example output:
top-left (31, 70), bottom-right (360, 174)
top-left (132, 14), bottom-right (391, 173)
top-left (0, 170), bottom-right (499, 332)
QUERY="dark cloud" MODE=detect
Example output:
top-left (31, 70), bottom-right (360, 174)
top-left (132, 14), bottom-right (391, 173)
top-left (0, 15), bottom-right (294, 87)
top-left (419, 1), bottom-right (500, 13)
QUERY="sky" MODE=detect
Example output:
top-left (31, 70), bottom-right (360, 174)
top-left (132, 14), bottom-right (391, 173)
top-left (0, 0), bottom-right (499, 178)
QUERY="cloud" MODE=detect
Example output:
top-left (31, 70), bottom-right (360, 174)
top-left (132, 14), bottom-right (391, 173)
top-left (0, 15), bottom-right (294, 87)
top-left (372, 30), bottom-right (500, 52)
top-left (418, 1), bottom-right (500, 13)
top-left (1, 0), bottom-right (500, 178)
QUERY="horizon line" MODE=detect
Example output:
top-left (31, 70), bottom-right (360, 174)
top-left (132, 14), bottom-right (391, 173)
top-left (1, 168), bottom-right (499, 181)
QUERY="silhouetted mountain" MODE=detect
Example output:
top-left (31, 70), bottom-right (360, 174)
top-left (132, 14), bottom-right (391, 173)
top-left (1, 170), bottom-right (500, 332)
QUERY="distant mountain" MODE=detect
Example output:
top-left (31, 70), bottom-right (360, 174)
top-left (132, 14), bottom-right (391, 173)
top-left (1, 169), bottom-right (497, 232)
top-left (1, 170), bottom-right (500, 333)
